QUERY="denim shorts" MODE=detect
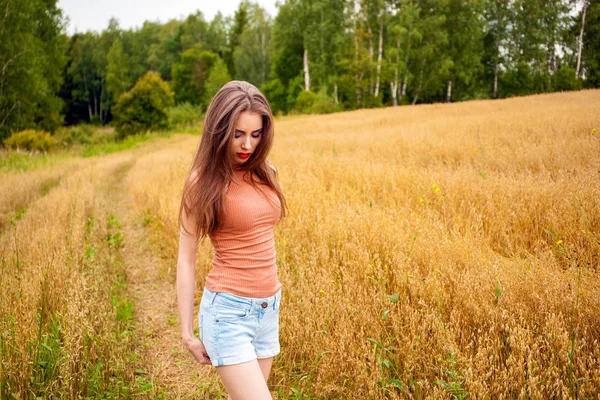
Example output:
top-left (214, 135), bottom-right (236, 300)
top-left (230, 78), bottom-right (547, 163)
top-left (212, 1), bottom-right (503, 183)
top-left (198, 287), bottom-right (281, 367)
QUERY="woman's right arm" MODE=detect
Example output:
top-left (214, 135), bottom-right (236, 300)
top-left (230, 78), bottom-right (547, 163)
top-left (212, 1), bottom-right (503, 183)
top-left (176, 208), bottom-right (211, 364)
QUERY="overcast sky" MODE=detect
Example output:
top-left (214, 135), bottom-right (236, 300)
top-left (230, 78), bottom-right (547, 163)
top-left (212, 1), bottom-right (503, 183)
top-left (57, 0), bottom-right (279, 35)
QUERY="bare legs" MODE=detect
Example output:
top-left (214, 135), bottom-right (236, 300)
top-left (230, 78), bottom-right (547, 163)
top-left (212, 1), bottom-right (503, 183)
top-left (219, 357), bottom-right (274, 400)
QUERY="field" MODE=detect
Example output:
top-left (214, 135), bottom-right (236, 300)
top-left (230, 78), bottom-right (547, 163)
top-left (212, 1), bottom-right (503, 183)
top-left (1, 90), bottom-right (599, 399)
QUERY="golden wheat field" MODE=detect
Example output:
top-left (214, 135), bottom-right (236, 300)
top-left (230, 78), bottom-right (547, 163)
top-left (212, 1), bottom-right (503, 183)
top-left (1, 90), bottom-right (600, 399)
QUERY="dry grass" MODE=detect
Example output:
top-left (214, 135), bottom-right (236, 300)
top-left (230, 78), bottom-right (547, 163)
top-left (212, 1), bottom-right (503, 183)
top-left (2, 90), bottom-right (599, 398)
top-left (0, 153), bottom-right (146, 397)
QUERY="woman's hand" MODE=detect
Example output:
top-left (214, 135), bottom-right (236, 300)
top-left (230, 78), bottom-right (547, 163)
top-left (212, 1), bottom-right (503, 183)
top-left (184, 336), bottom-right (212, 365)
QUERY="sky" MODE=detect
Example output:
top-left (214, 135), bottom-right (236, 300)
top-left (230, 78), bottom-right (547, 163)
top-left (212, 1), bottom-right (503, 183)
top-left (57, 0), bottom-right (279, 35)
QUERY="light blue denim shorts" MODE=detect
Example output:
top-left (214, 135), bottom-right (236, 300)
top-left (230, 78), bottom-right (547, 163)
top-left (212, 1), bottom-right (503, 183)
top-left (198, 287), bottom-right (281, 367)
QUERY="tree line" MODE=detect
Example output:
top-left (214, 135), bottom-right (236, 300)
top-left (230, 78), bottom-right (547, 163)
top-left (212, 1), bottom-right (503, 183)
top-left (1, 0), bottom-right (599, 141)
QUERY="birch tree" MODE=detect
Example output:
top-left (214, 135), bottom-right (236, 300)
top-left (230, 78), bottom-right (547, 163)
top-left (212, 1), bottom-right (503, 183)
top-left (575, 0), bottom-right (589, 79)
top-left (234, 4), bottom-right (272, 87)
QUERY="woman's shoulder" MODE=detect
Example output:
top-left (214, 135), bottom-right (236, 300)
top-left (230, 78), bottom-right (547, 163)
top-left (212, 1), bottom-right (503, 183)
top-left (266, 160), bottom-right (277, 173)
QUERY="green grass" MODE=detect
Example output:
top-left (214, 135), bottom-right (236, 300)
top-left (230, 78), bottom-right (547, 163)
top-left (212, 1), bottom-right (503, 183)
top-left (80, 130), bottom-right (179, 158)
top-left (1, 126), bottom-right (197, 173)
top-left (0, 150), bottom-right (69, 173)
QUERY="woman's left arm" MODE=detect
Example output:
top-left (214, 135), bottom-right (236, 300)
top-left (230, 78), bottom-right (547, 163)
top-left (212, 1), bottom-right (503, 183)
top-left (176, 208), bottom-right (211, 364)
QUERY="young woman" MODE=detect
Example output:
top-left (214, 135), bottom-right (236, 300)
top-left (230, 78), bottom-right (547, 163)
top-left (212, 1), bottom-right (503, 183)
top-left (176, 81), bottom-right (287, 400)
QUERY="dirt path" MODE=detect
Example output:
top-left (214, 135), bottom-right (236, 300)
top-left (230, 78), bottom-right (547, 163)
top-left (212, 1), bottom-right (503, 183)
top-left (109, 151), bottom-right (221, 399)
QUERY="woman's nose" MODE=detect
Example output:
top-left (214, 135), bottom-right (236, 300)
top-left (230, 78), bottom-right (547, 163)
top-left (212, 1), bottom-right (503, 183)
top-left (242, 136), bottom-right (251, 150)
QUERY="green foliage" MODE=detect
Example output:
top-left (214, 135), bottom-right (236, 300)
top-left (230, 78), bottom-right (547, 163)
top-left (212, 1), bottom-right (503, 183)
top-left (286, 75), bottom-right (305, 111)
top-left (169, 103), bottom-right (203, 127)
top-left (106, 37), bottom-right (132, 102)
top-left (233, 4), bottom-right (271, 87)
top-left (501, 62), bottom-right (545, 97)
top-left (36, 0), bottom-right (600, 129)
top-left (171, 46), bottom-right (218, 105)
top-left (226, 1), bottom-right (251, 78)
top-left (271, 1), bottom-right (304, 87)
top-left (582, 1), bottom-right (600, 87)
top-left (552, 66), bottom-right (584, 91)
top-left (261, 79), bottom-right (288, 114)
top-left (203, 58), bottom-right (233, 106)
top-left (55, 124), bottom-right (95, 146)
top-left (0, 0), bottom-right (67, 140)
top-left (311, 89), bottom-right (337, 114)
top-left (295, 90), bottom-right (318, 114)
top-left (112, 71), bottom-right (174, 138)
top-left (294, 89), bottom-right (336, 114)
top-left (3, 130), bottom-right (57, 152)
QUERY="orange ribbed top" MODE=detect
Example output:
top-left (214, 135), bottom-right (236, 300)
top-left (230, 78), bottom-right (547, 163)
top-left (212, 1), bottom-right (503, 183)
top-left (205, 170), bottom-right (282, 297)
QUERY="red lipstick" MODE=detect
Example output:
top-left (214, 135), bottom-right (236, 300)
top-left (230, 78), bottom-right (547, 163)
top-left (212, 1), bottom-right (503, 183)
top-left (237, 153), bottom-right (251, 159)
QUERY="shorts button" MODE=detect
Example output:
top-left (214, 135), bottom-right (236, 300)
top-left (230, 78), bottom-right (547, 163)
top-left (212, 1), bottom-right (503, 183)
top-left (261, 301), bottom-right (268, 308)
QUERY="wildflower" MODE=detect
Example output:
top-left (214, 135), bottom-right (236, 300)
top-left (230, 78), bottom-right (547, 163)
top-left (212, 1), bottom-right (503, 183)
top-left (556, 240), bottom-right (563, 245)
top-left (419, 198), bottom-right (424, 203)
top-left (319, 289), bottom-right (326, 295)
top-left (407, 272), bottom-right (414, 279)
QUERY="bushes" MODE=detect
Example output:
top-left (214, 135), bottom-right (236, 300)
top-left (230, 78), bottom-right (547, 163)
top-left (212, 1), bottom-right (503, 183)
top-left (55, 124), bottom-right (95, 146)
top-left (112, 71), bottom-right (174, 138)
top-left (169, 103), bottom-right (203, 127)
top-left (3, 129), bottom-right (57, 152)
top-left (295, 88), bottom-right (336, 114)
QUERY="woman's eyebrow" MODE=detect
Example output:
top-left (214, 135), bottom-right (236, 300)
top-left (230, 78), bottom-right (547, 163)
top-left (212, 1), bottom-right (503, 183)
top-left (235, 128), bottom-right (263, 133)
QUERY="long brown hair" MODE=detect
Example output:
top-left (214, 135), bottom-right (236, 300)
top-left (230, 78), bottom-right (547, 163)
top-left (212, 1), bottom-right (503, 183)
top-left (179, 80), bottom-right (287, 239)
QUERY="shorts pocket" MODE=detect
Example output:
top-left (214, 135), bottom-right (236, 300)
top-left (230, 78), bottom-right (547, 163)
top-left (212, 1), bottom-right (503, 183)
top-left (214, 294), bottom-right (250, 322)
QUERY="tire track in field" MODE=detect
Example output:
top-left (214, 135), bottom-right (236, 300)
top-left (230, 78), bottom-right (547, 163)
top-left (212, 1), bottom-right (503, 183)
top-left (109, 140), bottom-right (221, 399)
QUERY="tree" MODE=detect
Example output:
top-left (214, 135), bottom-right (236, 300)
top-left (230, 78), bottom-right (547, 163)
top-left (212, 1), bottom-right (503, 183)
top-left (205, 12), bottom-right (230, 58)
top-left (171, 46), bottom-right (218, 106)
top-left (408, 0), bottom-right (449, 104)
top-left (203, 58), bottom-right (233, 105)
top-left (106, 37), bottom-right (132, 104)
top-left (65, 33), bottom-right (105, 123)
top-left (112, 71), bottom-right (174, 138)
top-left (581, 0), bottom-right (600, 86)
top-left (483, 0), bottom-right (512, 98)
top-left (0, 0), bottom-right (67, 140)
top-left (147, 20), bottom-right (182, 79)
top-left (227, 1), bottom-right (251, 78)
top-left (234, 4), bottom-right (272, 88)
top-left (180, 11), bottom-right (209, 51)
top-left (441, 0), bottom-right (485, 102)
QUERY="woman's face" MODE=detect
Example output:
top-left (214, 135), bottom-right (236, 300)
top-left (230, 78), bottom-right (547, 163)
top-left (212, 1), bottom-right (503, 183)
top-left (230, 111), bottom-right (263, 166)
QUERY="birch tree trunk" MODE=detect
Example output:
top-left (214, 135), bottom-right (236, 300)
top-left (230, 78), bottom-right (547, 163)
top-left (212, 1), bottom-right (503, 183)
top-left (100, 79), bottom-right (104, 121)
top-left (400, 75), bottom-right (408, 102)
top-left (399, 32), bottom-right (411, 104)
top-left (374, 15), bottom-right (383, 98)
top-left (353, 3), bottom-right (361, 108)
top-left (334, 83), bottom-right (338, 104)
top-left (412, 56), bottom-right (426, 105)
top-left (367, 23), bottom-right (374, 96)
top-left (446, 78), bottom-right (452, 103)
top-left (303, 48), bottom-right (310, 91)
top-left (576, 1), bottom-right (588, 79)
top-left (493, 60), bottom-right (499, 99)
